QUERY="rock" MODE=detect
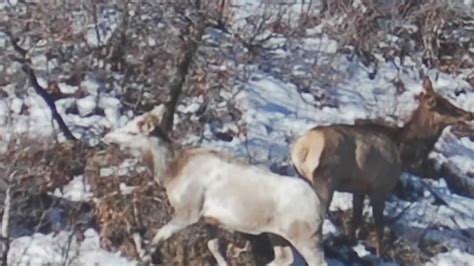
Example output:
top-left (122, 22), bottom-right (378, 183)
top-left (440, 162), bottom-right (474, 198)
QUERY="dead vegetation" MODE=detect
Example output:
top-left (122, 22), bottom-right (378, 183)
top-left (0, 0), bottom-right (473, 265)
top-left (319, 0), bottom-right (474, 77)
top-left (0, 136), bottom-right (274, 265)
top-left (0, 138), bottom-right (95, 255)
top-left (0, 138), bottom-right (87, 194)
top-left (1, 1), bottom-right (275, 264)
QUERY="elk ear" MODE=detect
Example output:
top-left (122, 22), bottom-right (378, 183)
top-left (138, 115), bottom-right (157, 134)
top-left (422, 76), bottom-right (434, 95)
top-left (144, 118), bottom-right (156, 134)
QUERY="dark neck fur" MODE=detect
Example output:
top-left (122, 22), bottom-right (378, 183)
top-left (149, 125), bottom-right (173, 144)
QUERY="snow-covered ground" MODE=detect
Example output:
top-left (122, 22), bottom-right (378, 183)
top-left (8, 229), bottom-right (134, 266)
top-left (1, 0), bottom-right (474, 265)
top-left (0, 74), bottom-right (129, 152)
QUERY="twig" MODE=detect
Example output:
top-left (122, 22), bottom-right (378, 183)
top-left (419, 179), bottom-right (449, 206)
top-left (386, 201), bottom-right (414, 225)
top-left (450, 216), bottom-right (473, 240)
top-left (0, 171), bottom-right (16, 266)
top-left (84, 2), bottom-right (102, 47)
top-left (131, 197), bottom-right (146, 259)
top-left (60, 229), bottom-right (76, 266)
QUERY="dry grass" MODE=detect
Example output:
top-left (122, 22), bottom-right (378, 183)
top-left (0, 138), bottom-right (88, 194)
top-left (0, 138), bottom-right (94, 241)
top-left (319, 0), bottom-right (474, 76)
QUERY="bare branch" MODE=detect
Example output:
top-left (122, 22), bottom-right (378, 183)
top-left (161, 17), bottom-right (208, 132)
top-left (21, 65), bottom-right (77, 141)
top-left (6, 33), bottom-right (77, 142)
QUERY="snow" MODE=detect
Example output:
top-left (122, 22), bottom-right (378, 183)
top-left (83, 7), bottom-right (120, 47)
top-left (431, 130), bottom-right (474, 175)
top-left (426, 249), bottom-right (474, 266)
top-left (178, 101), bottom-right (202, 114)
top-left (191, 14), bottom-right (474, 264)
top-left (10, 98), bottom-right (23, 114)
top-left (322, 218), bottom-right (341, 238)
top-left (52, 175), bottom-right (93, 202)
top-left (302, 36), bottom-right (338, 54)
top-left (0, 75), bottom-right (126, 146)
top-left (174, 4), bottom-right (474, 261)
top-left (1, 1), bottom-right (474, 265)
top-left (8, 229), bottom-right (135, 266)
top-left (30, 54), bottom-right (48, 69)
top-left (329, 192), bottom-right (354, 212)
top-left (81, 78), bottom-right (101, 96)
top-left (387, 184), bottom-right (474, 229)
top-left (353, 243), bottom-right (371, 258)
top-left (119, 183), bottom-right (136, 195)
top-left (76, 95), bottom-right (96, 116)
top-left (58, 83), bottom-right (79, 94)
top-left (99, 97), bottom-right (122, 128)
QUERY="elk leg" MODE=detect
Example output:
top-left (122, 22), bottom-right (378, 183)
top-left (370, 196), bottom-right (385, 257)
top-left (151, 209), bottom-right (199, 246)
top-left (205, 223), bottom-right (229, 266)
top-left (283, 222), bottom-right (327, 266)
top-left (267, 245), bottom-right (294, 266)
top-left (313, 179), bottom-right (334, 214)
top-left (350, 193), bottom-right (364, 244)
top-left (207, 238), bottom-right (228, 266)
top-left (289, 237), bottom-right (327, 266)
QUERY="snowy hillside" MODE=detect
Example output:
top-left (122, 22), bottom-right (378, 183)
top-left (1, 0), bottom-right (474, 265)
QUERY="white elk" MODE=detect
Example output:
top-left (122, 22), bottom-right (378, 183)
top-left (104, 106), bottom-right (328, 266)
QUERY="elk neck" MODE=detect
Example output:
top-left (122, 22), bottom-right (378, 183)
top-left (145, 126), bottom-right (176, 186)
top-left (397, 105), bottom-right (446, 168)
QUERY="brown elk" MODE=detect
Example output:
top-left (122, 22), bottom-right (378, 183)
top-left (291, 77), bottom-right (474, 256)
top-left (105, 106), bottom-right (328, 266)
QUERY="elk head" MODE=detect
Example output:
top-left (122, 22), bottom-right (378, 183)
top-left (103, 105), bottom-right (172, 183)
top-left (136, 105), bottom-right (167, 135)
top-left (409, 77), bottom-right (473, 135)
top-left (136, 105), bottom-right (174, 184)
top-left (400, 77), bottom-right (473, 171)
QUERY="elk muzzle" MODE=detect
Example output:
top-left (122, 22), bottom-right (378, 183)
top-left (453, 109), bottom-right (474, 126)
